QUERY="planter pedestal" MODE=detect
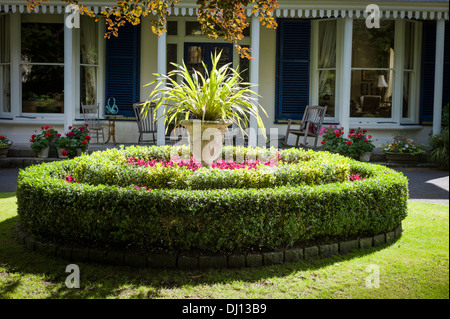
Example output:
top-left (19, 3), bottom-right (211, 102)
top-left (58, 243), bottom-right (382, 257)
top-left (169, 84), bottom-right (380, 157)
top-left (181, 119), bottom-right (232, 168)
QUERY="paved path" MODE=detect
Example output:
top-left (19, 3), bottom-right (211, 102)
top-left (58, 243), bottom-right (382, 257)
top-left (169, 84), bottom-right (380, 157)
top-left (0, 167), bottom-right (448, 205)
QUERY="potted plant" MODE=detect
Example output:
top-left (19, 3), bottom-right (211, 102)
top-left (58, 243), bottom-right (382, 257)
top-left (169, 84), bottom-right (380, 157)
top-left (0, 134), bottom-right (13, 158)
top-left (346, 128), bottom-right (375, 161)
top-left (383, 133), bottom-right (425, 163)
top-left (319, 126), bottom-right (375, 161)
top-left (54, 135), bottom-right (71, 159)
top-left (30, 125), bottom-right (58, 158)
top-left (62, 124), bottom-right (91, 157)
top-left (143, 51), bottom-right (267, 167)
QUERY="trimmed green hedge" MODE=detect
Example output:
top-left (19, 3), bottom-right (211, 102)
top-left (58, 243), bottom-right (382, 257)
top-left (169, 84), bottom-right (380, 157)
top-left (16, 146), bottom-right (408, 254)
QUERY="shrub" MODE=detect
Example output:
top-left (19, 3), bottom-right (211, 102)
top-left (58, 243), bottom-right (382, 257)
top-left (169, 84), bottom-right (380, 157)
top-left (428, 129), bottom-right (449, 170)
top-left (17, 146), bottom-right (408, 254)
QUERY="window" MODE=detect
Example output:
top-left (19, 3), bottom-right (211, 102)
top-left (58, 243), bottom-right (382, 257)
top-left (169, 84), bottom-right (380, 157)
top-left (80, 16), bottom-right (99, 106)
top-left (21, 22), bottom-right (64, 114)
top-left (184, 43), bottom-right (233, 77)
top-left (350, 20), bottom-right (395, 119)
top-left (0, 15), bottom-right (10, 115)
top-left (317, 20), bottom-right (336, 118)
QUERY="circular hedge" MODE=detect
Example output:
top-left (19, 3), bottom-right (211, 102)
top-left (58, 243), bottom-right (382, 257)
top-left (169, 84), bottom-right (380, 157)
top-left (16, 145), bottom-right (409, 255)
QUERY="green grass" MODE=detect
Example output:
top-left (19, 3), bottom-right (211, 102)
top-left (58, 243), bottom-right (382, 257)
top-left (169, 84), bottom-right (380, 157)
top-left (0, 192), bottom-right (448, 299)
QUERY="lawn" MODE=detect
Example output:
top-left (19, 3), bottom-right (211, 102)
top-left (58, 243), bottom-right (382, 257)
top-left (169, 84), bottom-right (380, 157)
top-left (0, 192), bottom-right (448, 301)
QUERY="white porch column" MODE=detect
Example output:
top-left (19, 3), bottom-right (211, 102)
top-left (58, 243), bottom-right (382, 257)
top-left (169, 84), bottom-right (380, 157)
top-left (156, 29), bottom-right (166, 146)
top-left (433, 18), bottom-right (445, 135)
top-left (64, 13), bottom-right (75, 132)
top-left (339, 17), bottom-right (353, 132)
top-left (9, 12), bottom-right (20, 119)
top-left (249, 15), bottom-right (260, 148)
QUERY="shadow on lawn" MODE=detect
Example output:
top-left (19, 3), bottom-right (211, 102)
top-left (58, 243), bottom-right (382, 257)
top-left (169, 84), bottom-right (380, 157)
top-left (0, 215), bottom-right (400, 299)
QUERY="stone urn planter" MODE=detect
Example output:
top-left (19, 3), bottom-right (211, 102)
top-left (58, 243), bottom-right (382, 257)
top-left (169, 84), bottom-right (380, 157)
top-left (359, 152), bottom-right (372, 162)
top-left (180, 119), bottom-right (232, 168)
top-left (37, 147), bottom-right (50, 158)
top-left (385, 152), bottom-right (422, 164)
top-left (0, 145), bottom-right (10, 158)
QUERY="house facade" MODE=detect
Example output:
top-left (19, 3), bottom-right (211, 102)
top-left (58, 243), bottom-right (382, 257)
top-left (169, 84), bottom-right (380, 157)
top-left (0, 0), bottom-right (448, 148)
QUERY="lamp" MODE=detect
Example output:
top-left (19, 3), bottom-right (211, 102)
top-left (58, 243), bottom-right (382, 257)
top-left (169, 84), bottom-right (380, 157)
top-left (377, 75), bottom-right (388, 99)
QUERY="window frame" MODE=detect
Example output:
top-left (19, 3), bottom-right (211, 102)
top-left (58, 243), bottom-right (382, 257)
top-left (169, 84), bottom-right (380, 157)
top-left (19, 14), bottom-right (65, 119)
top-left (0, 13), bottom-right (11, 117)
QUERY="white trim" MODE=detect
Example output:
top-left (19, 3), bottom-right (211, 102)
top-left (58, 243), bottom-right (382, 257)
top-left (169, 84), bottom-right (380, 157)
top-left (0, 1), bottom-right (447, 20)
top-left (433, 18), bottom-right (445, 135)
top-left (393, 18), bottom-right (405, 124)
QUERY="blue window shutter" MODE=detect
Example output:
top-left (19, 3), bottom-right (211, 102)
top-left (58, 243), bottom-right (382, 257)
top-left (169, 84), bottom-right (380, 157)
top-left (105, 23), bottom-right (141, 117)
top-left (275, 19), bottom-right (311, 121)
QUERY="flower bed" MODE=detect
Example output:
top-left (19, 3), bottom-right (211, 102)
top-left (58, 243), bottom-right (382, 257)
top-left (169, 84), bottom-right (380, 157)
top-left (16, 146), bottom-right (408, 256)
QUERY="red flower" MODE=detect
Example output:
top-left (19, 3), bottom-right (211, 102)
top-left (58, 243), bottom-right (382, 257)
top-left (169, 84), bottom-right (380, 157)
top-left (85, 123), bottom-right (89, 127)
top-left (45, 132), bottom-right (51, 137)
top-left (31, 134), bottom-right (36, 138)
top-left (79, 127), bottom-right (84, 131)
top-left (69, 126), bottom-right (72, 130)
top-left (0, 135), bottom-right (4, 139)
top-left (368, 135), bottom-right (372, 139)
top-left (321, 140), bottom-right (326, 144)
top-left (44, 125), bottom-right (50, 130)
top-left (30, 139), bottom-right (34, 142)
top-left (82, 140), bottom-right (87, 145)
top-left (62, 150), bottom-right (68, 156)
top-left (335, 133), bottom-right (340, 138)
top-left (346, 141), bottom-right (352, 145)
top-left (85, 135), bottom-right (91, 141)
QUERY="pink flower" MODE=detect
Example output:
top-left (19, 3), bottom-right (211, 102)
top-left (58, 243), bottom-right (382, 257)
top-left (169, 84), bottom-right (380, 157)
top-left (68, 126), bottom-right (72, 129)
top-left (363, 138), bottom-right (369, 142)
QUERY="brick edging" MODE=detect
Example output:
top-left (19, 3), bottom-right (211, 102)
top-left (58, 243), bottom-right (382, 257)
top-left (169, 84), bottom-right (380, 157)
top-left (16, 222), bottom-right (402, 269)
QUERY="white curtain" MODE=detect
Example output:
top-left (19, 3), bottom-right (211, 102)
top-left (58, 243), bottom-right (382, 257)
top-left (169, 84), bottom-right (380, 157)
top-left (318, 20), bottom-right (336, 96)
top-left (80, 16), bottom-right (98, 105)
top-left (0, 15), bottom-right (11, 113)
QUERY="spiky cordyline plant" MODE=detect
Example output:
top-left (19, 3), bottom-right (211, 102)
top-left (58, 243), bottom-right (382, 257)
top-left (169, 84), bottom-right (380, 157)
top-left (143, 51), bottom-right (267, 136)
